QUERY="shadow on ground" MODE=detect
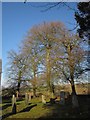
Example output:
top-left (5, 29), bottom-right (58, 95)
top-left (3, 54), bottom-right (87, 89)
top-left (2, 112), bottom-right (13, 120)
top-left (2, 104), bottom-right (37, 120)
top-left (2, 103), bottom-right (12, 110)
top-left (19, 104), bottom-right (37, 113)
top-left (2, 94), bottom-right (90, 119)
top-left (2, 103), bottom-right (21, 110)
top-left (38, 94), bottom-right (90, 119)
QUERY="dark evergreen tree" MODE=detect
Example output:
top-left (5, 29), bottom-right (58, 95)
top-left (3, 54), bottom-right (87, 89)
top-left (75, 2), bottom-right (90, 42)
top-left (75, 2), bottom-right (90, 71)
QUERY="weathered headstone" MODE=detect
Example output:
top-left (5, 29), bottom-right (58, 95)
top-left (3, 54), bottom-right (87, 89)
top-left (60, 90), bottom-right (65, 105)
top-left (42, 95), bottom-right (46, 104)
top-left (12, 95), bottom-right (16, 114)
top-left (29, 92), bottom-right (31, 101)
top-left (25, 93), bottom-right (28, 105)
top-left (12, 95), bottom-right (16, 107)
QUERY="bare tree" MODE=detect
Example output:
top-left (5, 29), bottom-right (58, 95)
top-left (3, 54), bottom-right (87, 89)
top-left (21, 35), bottom-right (42, 97)
top-left (54, 33), bottom-right (84, 107)
top-left (6, 50), bottom-right (28, 97)
top-left (29, 22), bottom-right (67, 94)
top-left (6, 20), bottom-right (84, 106)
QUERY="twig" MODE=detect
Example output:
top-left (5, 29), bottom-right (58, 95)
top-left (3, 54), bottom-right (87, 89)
top-left (68, 24), bottom-right (79, 31)
top-left (41, 3), bottom-right (61, 12)
top-left (24, 0), bottom-right (27, 3)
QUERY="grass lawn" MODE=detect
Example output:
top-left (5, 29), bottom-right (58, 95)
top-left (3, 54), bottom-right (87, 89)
top-left (1, 94), bottom-right (89, 119)
top-left (2, 97), bottom-right (52, 119)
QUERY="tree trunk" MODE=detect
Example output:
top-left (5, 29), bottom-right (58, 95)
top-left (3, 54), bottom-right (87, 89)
top-left (16, 70), bottom-right (22, 98)
top-left (68, 41), bottom-right (79, 108)
top-left (33, 87), bottom-right (36, 97)
top-left (70, 80), bottom-right (79, 108)
top-left (52, 84), bottom-right (55, 94)
top-left (17, 82), bottom-right (20, 92)
top-left (16, 82), bottom-right (20, 99)
top-left (46, 47), bottom-right (52, 93)
top-left (33, 70), bottom-right (37, 97)
top-left (71, 80), bottom-right (76, 95)
top-left (16, 91), bottom-right (19, 99)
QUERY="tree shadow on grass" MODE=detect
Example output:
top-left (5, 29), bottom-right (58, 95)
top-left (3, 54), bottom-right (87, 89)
top-left (2, 103), bottom-right (12, 110)
top-left (2, 112), bottom-right (13, 120)
top-left (19, 104), bottom-right (37, 113)
top-left (2, 103), bottom-right (20, 110)
top-left (2, 104), bottom-right (37, 120)
top-left (28, 103), bottom-right (32, 105)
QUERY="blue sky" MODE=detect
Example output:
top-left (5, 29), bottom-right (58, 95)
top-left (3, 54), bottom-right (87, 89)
top-left (2, 2), bottom-right (77, 86)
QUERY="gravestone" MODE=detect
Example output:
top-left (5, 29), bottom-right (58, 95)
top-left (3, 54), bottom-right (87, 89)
top-left (12, 95), bottom-right (16, 114)
top-left (12, 95), bottom-right (16, 107)
top-left (25, 93), bottom-right (29, 105)
top-left (42, 95), bottom-right (46, 104)
top-left (29, 92), bottom-right (31, 101)
top-left (60, 90), bottom-right (65, 105)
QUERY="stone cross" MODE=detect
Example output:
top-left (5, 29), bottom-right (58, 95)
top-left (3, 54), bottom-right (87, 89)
top-left (42, 95), bottom-right (46, 104)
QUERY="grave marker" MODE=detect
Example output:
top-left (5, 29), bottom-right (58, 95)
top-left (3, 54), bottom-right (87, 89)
top-left (25, 93), bottom-right (29, 105)
top-left (12, 95), bottom-right (16, 114)
top-left (29, 92), bottom-right (31, 101)
top-left (42, 95), bottom-right (46, 104)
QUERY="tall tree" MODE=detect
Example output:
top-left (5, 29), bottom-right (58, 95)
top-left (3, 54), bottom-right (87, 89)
top-left (75, 2), bottom-right (90, 41)
top-left (7, 50), bottom-right (28, 96)
top-left (55, 32), bottom-right (84, 107)
top-left (21, 35), bottom-right (42, 97)
top-left (29, 22), bottom-right (66, 93)
top-left (75, 2), bottom-right (90, 72)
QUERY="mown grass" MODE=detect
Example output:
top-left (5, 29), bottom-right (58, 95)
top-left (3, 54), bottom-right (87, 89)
top-left (1, 92), bottom-right (89, 119)
top-left (2, 97), bottom-right (53, 119)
